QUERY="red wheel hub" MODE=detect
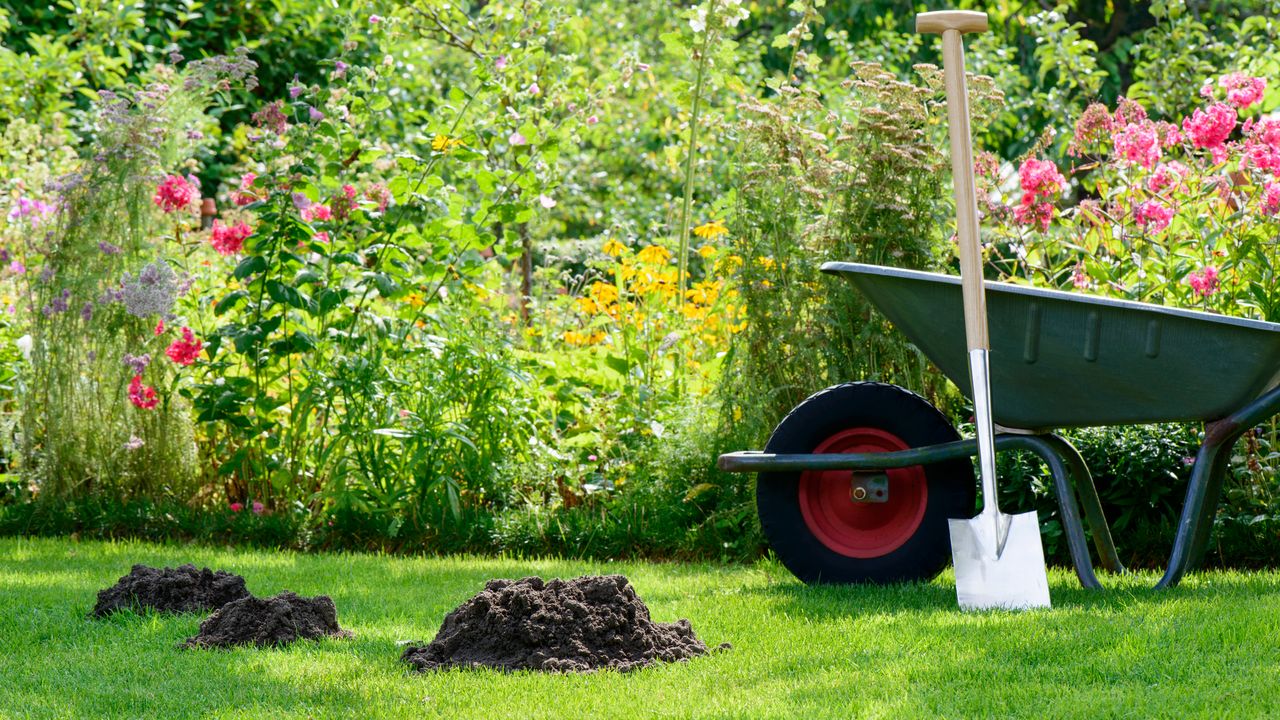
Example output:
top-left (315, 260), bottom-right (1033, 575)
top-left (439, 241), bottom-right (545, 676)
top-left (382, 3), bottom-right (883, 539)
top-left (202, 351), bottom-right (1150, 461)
top-left (798, 427), bottom-right (927, 558)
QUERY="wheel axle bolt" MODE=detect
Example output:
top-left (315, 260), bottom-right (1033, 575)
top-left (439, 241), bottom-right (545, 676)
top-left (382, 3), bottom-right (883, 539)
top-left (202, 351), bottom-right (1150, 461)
top-left (851, 486), bottom-right (868, 501)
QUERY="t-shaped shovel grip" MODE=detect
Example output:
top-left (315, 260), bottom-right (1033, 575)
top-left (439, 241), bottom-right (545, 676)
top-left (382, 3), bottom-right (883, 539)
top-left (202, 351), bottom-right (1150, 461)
top-left (917, 10), bottom-right (989, 352)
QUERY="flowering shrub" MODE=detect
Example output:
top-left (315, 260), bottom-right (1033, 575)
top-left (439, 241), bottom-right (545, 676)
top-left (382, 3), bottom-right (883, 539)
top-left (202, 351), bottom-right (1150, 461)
top-left (980, 72), bottom-right (1280, 321)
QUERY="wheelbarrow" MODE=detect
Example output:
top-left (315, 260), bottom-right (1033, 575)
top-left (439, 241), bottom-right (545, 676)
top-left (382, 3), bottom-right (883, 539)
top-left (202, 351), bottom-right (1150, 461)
top-left (719, 262), bottom-right (1280, 590)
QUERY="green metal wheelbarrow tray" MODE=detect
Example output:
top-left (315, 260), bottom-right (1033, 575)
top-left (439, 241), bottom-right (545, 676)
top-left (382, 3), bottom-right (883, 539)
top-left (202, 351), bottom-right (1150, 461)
top-left (719, 261), bottom-right (1280, 590)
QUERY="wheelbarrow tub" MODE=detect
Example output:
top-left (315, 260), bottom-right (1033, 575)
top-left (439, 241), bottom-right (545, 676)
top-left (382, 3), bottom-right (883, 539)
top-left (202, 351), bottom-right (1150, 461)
top-left (823, 262), bottom-right (1280, 430)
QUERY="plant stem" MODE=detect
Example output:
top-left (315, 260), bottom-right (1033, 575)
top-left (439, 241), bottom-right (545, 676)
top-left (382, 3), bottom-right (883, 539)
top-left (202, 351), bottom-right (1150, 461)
top-left (675, 22), bottom-right (715, 383)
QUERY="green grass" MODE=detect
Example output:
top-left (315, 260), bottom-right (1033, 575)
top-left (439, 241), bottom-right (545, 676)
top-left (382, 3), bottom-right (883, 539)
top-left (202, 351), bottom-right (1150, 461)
top-left (4, 538), bottom-right (1280, 719)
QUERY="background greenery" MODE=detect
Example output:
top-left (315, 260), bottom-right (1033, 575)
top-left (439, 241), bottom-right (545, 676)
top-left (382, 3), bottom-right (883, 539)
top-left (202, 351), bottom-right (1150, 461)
top-left (2, 0), bottom-right (1279, 570)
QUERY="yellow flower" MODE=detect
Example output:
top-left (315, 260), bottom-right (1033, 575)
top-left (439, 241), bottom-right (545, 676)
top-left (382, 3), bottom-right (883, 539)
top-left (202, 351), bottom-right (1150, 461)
top-left (693, 219), bottom-right (728, 239)
top-left (575, 296), bottom-right (600, 315)
top-left (636, 245), bottom-right (672, 265)
top-left (755, 256), bottom-right (777, 270)
top-left (589, 281), bottom-right (619, 306)
top-left (697, 245), bottom-right (716, 258)
top-left (432, 134), bottom-right (462, 152)
top-left (602, 238), bottom-right (628, 257)
top-left (407, 292), bottom-right (427, 308)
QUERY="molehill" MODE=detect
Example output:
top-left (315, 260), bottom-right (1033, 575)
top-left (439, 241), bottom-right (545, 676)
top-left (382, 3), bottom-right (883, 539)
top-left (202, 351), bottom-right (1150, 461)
top-left (92, 563), bottom-right (251, 618)
top-left (401, 574), bottom-right (726, 673)
top-left (181, 591), bottom-right (353, 648)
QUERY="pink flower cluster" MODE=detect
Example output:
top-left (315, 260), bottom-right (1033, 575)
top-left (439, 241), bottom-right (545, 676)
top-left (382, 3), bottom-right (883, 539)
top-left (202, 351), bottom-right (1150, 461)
top-left (1013, 158), bottom-right (1066, 231)
top-left (301, 202), bottom-right (332, 222)
top-left (1147, 162), bottom-right (1189, 193)
top-left (1219, 73), bottom-right (1267, 110)
top-left (1262, 182), bottom-right (1280, 216)
top-left (210, 220), bottom-right (253, 255)
top-left (232, 172), bottom-right (260, 206)
top-left (1183, 103), bottom-right (1237, 163)
top-left (128, 374), bottom-right (159, 409)
top-left (1114, 120), bottom-right (1162, 169)
top-left (1241, 118), bottom-right (1280, 175)
top-left (153, 174), bottom-right (200, 213)
top-left (1187, 266), bottom-right (1220, 297)
top-left (1134, 200), bottom-right (1175, 233)
top-left (165, 326), bottom-right (203, 366)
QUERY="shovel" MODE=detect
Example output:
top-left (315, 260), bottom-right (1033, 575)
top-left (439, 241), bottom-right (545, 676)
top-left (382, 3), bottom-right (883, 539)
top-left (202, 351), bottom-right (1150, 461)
top-left (917, 10), bottom-right (1051, 611)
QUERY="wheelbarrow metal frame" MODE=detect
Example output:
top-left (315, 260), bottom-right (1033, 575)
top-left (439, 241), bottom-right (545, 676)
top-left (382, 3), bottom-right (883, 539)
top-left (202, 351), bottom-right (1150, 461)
top-left (720, 382), bottom-right (1280, 589)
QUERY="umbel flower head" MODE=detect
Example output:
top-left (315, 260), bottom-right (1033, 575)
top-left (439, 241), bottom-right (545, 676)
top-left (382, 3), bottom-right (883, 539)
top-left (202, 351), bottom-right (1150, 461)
top-left (120, 261), bottom-right (179, 319)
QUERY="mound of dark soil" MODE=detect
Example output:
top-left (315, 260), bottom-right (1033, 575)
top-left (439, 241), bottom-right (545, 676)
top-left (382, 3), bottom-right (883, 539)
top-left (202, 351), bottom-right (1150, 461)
top-left (92, 564), bottom-right (250, 618)
top-left (401, 575), bottom-right (724, 673)
top-left (181, 591), bottom-right (353, 649)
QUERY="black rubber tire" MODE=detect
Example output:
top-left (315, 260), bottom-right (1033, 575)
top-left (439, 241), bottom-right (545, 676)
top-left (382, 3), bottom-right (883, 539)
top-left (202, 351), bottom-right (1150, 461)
top-left (757, 381), bottom-right (974, 584)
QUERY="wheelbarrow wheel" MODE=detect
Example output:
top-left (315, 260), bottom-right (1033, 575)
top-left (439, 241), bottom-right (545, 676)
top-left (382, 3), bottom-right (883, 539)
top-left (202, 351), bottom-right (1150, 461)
top-left (757, 381), bottom-right (974, 584)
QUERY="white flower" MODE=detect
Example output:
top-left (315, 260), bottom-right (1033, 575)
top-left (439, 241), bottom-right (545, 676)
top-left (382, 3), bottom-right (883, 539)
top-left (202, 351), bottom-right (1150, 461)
top-left (538, 194), bottom-right (556, 208)
top-left (15, 334), bottom-right (31, 362)
top-left (689, 6), bottom-right (707, 32)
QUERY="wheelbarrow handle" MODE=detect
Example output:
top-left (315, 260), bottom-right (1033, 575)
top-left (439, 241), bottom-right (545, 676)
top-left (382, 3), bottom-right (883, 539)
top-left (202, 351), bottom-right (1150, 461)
top-left (918, 10), bottom-right (989, 352)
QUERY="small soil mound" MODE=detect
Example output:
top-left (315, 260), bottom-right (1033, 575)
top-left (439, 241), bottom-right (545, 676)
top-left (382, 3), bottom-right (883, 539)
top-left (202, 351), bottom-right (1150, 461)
top-left (181, 591), bottom-right (353, 649)
top-left (401, 575), bottom-right (720, 673)
top-left (93, 564), bottom-right (250, 618)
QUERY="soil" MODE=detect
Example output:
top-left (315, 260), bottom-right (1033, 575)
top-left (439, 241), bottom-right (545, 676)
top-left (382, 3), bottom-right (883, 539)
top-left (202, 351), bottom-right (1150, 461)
top-left (181, 591), bottom-right (353, 649)
top-left (401, 574), bottom-right (725, 673)
top-left (92, 564), bottom-right (251, 618)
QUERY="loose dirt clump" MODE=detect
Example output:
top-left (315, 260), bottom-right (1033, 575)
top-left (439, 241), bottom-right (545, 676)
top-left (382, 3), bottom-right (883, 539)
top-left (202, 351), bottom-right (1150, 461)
top-left (181, 591), bottom-right (353, 649)
top-left (401, 575), bottom-right (722, 673)
top-left (92, 564), bottom-right (251, 618)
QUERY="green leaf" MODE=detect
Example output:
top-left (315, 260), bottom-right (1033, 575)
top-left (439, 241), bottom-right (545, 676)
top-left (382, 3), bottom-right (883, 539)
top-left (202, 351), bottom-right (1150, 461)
top-left (234, 255), bottom-right (267, 280)
top-left (214, 290), bottom-right (249, 315)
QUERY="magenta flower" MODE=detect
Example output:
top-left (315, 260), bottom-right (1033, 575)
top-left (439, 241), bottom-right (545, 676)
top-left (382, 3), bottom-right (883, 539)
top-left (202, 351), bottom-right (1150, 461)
top-left (1219, 73), bottom-right (1267, 110)
top-left (230, 502), bottom-right (244, 512)
top-left (1182, 103), bottom-right (1237, 163)
top-left (1012, 158), bottom-right (1065, 232)
top-left (495, 55), bottom-right (508, 70)
top-left (128, 374), bottom-right (159, 410)
top-left (308, 106), bottom-right (324, 122)
top-left (153, 174), bottom-right (200, 213)
top-left (301, 203), bottom-right (332, 222)
top-left (1146, 162), bottom-right (1188, 193)
top-left (369, 14), bottom-right (382, 23)
top-left (8, 260), bottom-right (25, 275)
top-left (527, 82), bottom-right (541, 96)
top-left (508, 131), bottom-right (528, 146)
top-left (1134, 200), bottom-right (1174, 233)
top-left (1188, 266), bottom-right (1220, 297)
top-left (1113, 121), bottom-right (1161, 169)
top-left (586, 115), bottom-right (599, 125)
top-left (252, 501), bottom-right (265, 515)
top-left (1262, 182), bottom-right (1280, 216)
top-left (165, 326), bottom-right (203, 366)
top-left (210, 220), bottom-right (253, 255)
top-left (312, 231), bottom-right (330, 243)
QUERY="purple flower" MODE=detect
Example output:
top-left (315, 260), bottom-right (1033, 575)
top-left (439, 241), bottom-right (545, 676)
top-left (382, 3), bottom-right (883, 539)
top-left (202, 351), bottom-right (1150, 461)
top-left (98, 241), bottom-right (122, 255)
top-left (308, 106), bottom-right (325, 122)
top-left (289, 81), bottom-right (304, 99)
top-left (7, 197), bottom-right (55, 225)
top-left (369, 14), bottom-right (382, 23)
top-left (124, 435), bottom-right (145, 451)
top-left (586, 115), bottom-right (599, 125)
top-left (495, 55), bottom-right (508, 70)
top-left (527, 82), bottom-right (541, 96)
top-left (292, 192), bottom-right (312, 210)
top-left (509, 131), bottom-right (528, 146)
top-left (80, 302), bottom-right (93, 322)
top-left (334, 61), bottom-right (348, 78)
top-left (123, 353), bottom-right (151, 375)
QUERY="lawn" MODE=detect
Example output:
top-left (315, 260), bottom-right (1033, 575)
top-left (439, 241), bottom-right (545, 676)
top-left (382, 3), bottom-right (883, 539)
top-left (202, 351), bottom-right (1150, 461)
top-left (3, 537), bottom-right (1280, 719)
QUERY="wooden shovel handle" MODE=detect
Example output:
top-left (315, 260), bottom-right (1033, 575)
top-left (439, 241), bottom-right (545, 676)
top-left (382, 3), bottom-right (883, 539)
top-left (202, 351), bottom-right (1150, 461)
top-left (918, 10), bottom-right (990, 351)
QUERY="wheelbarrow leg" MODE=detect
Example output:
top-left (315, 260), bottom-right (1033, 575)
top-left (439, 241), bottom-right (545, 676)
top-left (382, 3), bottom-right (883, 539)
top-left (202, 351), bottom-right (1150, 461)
top-left (1001, 435), bottom-right (1101, 590)
top-left (1157, 384), bottom-right (1280, 589)
top-left (1040, 434), bottom-right (1125, 574)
